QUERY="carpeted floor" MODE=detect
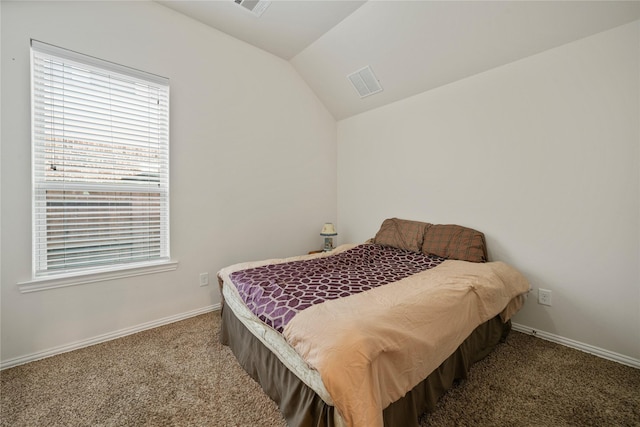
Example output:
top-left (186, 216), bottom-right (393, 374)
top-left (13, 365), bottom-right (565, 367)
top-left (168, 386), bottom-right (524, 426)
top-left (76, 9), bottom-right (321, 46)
top-left (1, 312), bottom-right (639, 426)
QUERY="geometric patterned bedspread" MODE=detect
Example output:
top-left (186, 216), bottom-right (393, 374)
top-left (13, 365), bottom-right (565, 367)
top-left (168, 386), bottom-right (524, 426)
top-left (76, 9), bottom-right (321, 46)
top-left (229, 244), bottom-right (445, 333)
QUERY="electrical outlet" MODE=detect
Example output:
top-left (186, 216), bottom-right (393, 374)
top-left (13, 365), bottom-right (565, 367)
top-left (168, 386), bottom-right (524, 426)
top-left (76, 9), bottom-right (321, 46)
top-left (538, 288), bottom-right (552, 306)
top-left (199, 272), bottom-right (209, 287)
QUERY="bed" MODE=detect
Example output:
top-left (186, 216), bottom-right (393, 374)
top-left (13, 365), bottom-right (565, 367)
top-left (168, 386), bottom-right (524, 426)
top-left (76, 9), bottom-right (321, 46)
top-left (217, 218), bottom-right (529, 427)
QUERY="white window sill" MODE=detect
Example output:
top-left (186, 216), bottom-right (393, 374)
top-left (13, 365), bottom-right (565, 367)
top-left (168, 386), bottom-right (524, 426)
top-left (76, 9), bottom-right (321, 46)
top-left (18, 260), bottom-right (179, 293)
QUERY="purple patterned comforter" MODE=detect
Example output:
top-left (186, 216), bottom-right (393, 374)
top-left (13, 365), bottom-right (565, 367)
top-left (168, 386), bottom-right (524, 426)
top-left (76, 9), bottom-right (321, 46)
top-left (229, 244), bottom-right (445, 333)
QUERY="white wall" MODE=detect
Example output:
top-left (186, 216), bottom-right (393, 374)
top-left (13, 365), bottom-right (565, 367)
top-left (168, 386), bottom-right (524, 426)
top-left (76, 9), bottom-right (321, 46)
top-left (0, 1), bottom-right (337, 365)
top-left (338, 21), bottom-right (639, 361)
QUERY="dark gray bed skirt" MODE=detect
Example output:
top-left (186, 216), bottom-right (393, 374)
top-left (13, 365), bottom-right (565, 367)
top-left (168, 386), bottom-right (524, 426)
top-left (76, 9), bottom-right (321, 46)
top-left (220, 305), bottom-right (510, 427)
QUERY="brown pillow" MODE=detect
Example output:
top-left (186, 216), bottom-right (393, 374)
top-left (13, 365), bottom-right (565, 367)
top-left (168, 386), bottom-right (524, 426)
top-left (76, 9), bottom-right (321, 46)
top-left (422, 224), bottom-right (487, 262)
top-left (373, 218), bottom-right (428, 253)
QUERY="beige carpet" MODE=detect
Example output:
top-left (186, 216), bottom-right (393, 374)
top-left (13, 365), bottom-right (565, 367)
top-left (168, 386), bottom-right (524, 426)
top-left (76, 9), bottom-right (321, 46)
top-left (1, 312), bottom-right (638, 426)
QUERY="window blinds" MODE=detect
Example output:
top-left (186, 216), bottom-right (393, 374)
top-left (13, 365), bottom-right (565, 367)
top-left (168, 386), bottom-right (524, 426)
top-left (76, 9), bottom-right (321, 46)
top-left (31, 40), bottom-right (170, 277)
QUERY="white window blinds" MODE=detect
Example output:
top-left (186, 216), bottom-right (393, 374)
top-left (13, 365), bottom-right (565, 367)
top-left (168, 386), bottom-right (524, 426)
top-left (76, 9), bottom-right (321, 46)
top-left (31, 40), bottom-right (170, 278)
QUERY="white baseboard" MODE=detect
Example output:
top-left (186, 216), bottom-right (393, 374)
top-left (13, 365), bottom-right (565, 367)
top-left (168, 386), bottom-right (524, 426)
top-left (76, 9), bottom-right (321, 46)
top-left (511, 322), bottom-right (640, 369)
top-left (0, 304), bottom-right (221, 370)
top-left (5, 312), bottom-right (636, 371)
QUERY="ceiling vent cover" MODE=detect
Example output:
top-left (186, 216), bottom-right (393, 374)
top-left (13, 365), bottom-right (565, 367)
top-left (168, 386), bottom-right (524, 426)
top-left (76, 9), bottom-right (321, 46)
top-left (234, 0), bottom-right (271, 17)
top-left (347, 66), bottom-right (383, 98)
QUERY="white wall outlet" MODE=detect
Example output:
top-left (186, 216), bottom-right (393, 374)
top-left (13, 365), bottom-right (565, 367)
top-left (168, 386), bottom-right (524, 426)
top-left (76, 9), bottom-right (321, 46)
top-left (538, 288), bottom-right (552, 306)
top-left (199, 272), bottom-right (209, 287)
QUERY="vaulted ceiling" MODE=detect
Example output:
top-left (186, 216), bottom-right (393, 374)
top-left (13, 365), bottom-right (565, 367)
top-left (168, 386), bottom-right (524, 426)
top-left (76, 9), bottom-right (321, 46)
top-left (157, 1), bottom-right (640, 120)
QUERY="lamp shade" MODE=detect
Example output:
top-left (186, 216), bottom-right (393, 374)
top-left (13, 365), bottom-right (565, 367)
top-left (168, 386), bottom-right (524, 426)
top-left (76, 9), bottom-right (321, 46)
top-left (320, 223), bottom-right (337, 236)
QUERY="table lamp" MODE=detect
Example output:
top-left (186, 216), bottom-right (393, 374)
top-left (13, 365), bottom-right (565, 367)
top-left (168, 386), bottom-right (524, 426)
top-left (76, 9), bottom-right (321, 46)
top-left (320, 223), bottom-right (337, 251)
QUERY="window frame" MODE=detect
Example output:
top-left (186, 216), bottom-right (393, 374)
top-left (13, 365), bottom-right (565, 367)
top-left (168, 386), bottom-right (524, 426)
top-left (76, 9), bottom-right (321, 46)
top-left (26, 40), bottom-right (175, 290)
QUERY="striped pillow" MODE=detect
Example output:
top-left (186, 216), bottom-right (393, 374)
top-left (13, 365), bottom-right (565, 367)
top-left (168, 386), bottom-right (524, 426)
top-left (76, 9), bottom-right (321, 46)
top-left (422, 224), bottom-right (487, 263)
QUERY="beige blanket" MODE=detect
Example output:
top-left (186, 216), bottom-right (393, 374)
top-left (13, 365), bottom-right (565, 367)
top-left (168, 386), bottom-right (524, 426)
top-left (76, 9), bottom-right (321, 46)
top-left (282, 259), bottom-right (529, 427)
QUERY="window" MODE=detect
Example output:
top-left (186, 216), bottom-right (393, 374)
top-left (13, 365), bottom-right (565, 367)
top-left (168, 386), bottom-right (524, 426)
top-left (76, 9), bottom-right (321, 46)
top-left (30, 40), bottom-right (170, 279)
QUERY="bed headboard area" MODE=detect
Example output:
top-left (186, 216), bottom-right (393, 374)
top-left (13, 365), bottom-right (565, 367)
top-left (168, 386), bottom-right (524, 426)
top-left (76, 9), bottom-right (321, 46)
top-left (373, 218), bottom-right (488, 262)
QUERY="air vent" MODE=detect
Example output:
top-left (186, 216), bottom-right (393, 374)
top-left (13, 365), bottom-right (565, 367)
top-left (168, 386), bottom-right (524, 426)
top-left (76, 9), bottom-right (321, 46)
top-left (234, 0), bottom-right (271, 17)
top-left (347, 66), bottom-right (383, 98)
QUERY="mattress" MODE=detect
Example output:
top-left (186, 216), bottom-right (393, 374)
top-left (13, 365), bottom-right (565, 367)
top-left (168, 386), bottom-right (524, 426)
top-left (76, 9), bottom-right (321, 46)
top-left (222, 271), bottom-right (335, 406)
top-left (220, 295), bottom-right (510, 427)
